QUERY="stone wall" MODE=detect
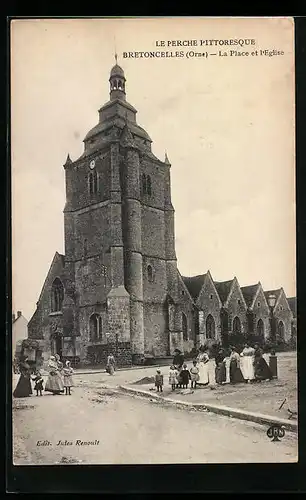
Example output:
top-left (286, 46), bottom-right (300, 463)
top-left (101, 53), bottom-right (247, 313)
top-left (273, 291), bottom-right (293, 342)
top-left (249, 286), bottom-right (271, 340)
top-left (68, 153), bottom-right (111, 211)
top-left (143, 302), bottom-right (169, 356)
top-left (197, 274), bottom-right (222, 342)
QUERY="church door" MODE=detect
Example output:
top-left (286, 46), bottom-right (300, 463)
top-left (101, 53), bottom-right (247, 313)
top-left (206, 314), bottom-right (215, 339)
top-left (51, 334), bottom-right (63, 359)
top-left (256, 319), bottom-right (265, 344)
top-left (232, 316), bottom-right (244, 348)
top-left (277, 321), bottom-right (285, 341)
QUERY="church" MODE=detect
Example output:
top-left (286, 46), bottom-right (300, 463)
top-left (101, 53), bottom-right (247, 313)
top-left (27, 61), bottom-right (295, 367)
top-left (27, 61), bottom-right (197, 366)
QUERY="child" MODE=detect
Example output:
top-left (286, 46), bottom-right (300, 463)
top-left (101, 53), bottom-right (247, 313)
top-left (180, 364), bottom-right (191, 389)
top-left (32, 370), bottom-right (44, 396)
top-left (190, 360), bottom-right (200, 389)
top-left (63, 360), bottom-right (74, 395)
top-left (169, 365), bottom-right (178, 391)
top-left (155, 370), bottom-right (164, 392)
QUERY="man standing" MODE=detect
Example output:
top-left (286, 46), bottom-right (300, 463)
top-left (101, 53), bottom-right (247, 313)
top-left (106, 353), bottom-right (116, 375)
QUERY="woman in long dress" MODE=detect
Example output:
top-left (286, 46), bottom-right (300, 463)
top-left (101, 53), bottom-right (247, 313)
top-left (253, 344), bottom-right (273, 381)
top-left (13, 356), bottom-right (33, 398)
top-left (215, 349), bottom-right (226, 385)
top-left (229, 346), bottom-right (245, 384)
top-left (63, 360), bottom-right (74, 395)
top-left (240, 343), bottom-right (255, 382)
top-left (196, 346), bottom-right (210, 386)
top-left (44, 355), bottom-right (65, 395)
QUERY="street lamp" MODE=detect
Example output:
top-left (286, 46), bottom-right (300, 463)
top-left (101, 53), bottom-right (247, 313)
top-left (267, 294), bottom-right (277, 341)
top-left (267, 294), bottom-right (278, 378)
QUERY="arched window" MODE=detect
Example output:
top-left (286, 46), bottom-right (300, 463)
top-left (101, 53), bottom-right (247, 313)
top-left (277, 321), bottom-right (285, 340)
top-left (51, 278), bottom-right (64, 312)
top-left (89, 170), bottom-right (98, 196)
top-left (206, 314), bottom-right (215, 339)
top-left (257, 318), bottom-right (264, 339)
top-left (182, 313), bottom-right (188, 341)
top-left (142, 173), bottom-right (147, 196)
top-left (147, 264), bottom-right (153, 282)
top-left (141, 173), bottom-right (152, 196)
top-left (146, 175), bottom-right (152, 196)
top-left (233, 316), bottom-right (241, 335)
top-left (90, 314), bottom-right (103, 342)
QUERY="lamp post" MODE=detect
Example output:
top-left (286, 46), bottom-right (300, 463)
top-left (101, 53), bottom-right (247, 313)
top-left (267, 294), bottom-right (278, 379)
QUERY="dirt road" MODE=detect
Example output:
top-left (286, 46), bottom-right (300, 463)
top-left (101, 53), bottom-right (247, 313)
top-left (13, 381), bottom-right (297, 465)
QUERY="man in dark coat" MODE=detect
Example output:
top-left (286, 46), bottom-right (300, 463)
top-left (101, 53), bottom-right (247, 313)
top-left (253, 344), bottom-right (273, 381)
top-left (173, 349), bottom-right (184, 369)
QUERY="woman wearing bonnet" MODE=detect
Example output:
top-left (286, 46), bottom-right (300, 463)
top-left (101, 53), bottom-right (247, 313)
top-left (44, 355), bottom-right (65, 395)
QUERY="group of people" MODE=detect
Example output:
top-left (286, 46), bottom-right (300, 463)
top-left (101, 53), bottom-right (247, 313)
top-left (13, 354), bottom-right (74, 398)
top-left (154, 343), bottom-right (273, 392)
top-left (13, 351), bottom-right (117, 399)
top-left (216, 343), bottom-right (273, 385)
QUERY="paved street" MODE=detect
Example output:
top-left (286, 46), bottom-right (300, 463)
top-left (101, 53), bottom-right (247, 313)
top-left (13, 373), bottom-right (298, 465)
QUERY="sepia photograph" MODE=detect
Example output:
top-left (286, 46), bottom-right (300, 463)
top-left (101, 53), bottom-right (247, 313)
top-left (11, 17), bottom-right (297, 466)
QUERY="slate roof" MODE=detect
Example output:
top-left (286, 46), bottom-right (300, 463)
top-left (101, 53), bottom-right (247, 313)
top-left (287, 297), bottom-right (297, 316)
top-left (181, 274), bottom-right (207, 301)
top-left (58, 253), bottom-right (65, 267)
top-left (240, 284), bottom-right (259, 307)
top-left (214, 279), bottom-right (234, 304)
top-left (84, 116), bottom-right (152, 143)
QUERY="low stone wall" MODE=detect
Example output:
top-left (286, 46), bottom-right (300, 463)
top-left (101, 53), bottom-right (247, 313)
top-left (84, 341), bottom-right (132, 368)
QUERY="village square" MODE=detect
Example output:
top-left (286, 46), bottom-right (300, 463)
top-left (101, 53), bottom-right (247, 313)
top-left (12, 53), bottom-right (297, 465)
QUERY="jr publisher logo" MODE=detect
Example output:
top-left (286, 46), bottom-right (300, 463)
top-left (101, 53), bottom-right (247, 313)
top-left (267, 424), bottom-right (286, 442)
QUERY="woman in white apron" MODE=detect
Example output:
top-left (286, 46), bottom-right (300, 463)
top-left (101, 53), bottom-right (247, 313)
top-left (196, 346), bottom-right (210, 386)
top-left (240, 343), bottom-right (255, 382)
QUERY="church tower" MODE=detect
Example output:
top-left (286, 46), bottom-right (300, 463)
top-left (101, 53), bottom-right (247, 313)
top-left (29, 59), bottom-right (187, 367)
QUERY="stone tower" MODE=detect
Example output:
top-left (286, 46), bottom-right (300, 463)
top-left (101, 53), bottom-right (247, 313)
top-left (28, 60), bottom-right (188, 367)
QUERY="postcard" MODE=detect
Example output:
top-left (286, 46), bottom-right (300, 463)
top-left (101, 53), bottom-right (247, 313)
top-left (11, 17), bottom-right (297, 466)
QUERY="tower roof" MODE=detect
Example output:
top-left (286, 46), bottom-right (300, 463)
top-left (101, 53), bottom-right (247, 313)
top-left (110, 64), bottom-right (125, 79)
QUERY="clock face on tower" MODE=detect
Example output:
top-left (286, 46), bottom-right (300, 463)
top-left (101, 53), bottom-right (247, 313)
top-left (89, 159), bottom-right (96, 169)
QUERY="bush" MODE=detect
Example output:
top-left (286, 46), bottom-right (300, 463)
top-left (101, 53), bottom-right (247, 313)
top-left (261, 336), bottom-right (297, 353)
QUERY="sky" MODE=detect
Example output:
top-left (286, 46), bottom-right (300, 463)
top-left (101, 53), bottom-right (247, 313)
top-left (11, 17), bottom-right (296, 320)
